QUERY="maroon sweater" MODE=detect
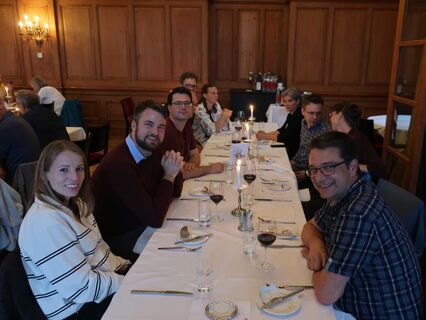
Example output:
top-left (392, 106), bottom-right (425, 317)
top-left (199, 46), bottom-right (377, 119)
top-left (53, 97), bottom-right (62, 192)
top-left (90, 142), bottom-right (183, 241)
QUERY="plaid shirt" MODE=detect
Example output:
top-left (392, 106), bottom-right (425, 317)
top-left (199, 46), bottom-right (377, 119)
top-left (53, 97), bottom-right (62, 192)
top-left (292, 119), bottom-right (330, 169)
top-left (315, 177), bottom-right (423, 319)
top-left (192, 102), bottom-right (223, 146)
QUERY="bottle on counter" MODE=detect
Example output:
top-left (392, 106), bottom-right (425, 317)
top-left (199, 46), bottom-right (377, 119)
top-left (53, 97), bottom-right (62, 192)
top-left (275, 88), bottom-right (282, 106)
top-left (255, 73), bottom-right (262, 92)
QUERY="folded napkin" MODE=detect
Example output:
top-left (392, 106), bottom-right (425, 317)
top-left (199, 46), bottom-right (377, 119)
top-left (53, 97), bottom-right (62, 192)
top-left (187, 299), bottom-right (250, 320)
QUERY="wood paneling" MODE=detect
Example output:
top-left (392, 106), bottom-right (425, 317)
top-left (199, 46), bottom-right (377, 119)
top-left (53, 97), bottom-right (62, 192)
top-left (263, 10), bottom-right (284, 74)
top-left (98, 6), bottom-right (130, 79)
top-left (238, 10), bottom-right (260, 79)
top-left (292, 8), bottom-right (328, 84)
top-left (61, 6), bottom-right (97, 79)
top-left (214, 9), bottom-right (234, 80)
top-left (0, 3), bottom-right (21, 79)
top-left (135, 6), bottom-right (167, 80)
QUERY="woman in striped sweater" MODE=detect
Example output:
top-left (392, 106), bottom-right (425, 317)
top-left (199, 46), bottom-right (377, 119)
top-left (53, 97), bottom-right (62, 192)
top-left (18, 140), bottom-right (131, 319)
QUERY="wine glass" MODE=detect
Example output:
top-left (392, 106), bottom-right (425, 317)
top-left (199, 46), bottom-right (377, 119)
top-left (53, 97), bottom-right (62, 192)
top-left (234, 118), bottom-right (242, 133)
top-left (256, 218), bottom-right (277, 271)
top-left (243, 159), bottom-right (257, 206)
top-left (209, 181), bottom-right (224, 222)
top-left (237, 111), bottom-right (245, 122)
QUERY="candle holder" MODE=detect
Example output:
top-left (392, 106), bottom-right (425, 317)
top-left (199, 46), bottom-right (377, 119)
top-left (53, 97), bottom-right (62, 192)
top-left (231, 188), bottom-right (245, 216)
top-left (248, 116), bottom-right (256, 122)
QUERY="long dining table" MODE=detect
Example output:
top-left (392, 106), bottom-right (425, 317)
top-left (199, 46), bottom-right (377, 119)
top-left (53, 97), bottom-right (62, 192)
top-left (102, 123), bottom-right (336, 320)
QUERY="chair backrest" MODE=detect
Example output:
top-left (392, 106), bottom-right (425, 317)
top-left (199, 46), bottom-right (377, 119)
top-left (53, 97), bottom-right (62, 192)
top-left (40, 102), bottom-right (54, 110)
top-left (87, 122), bottom-right (110, 154)
top-left (0, 249), bottom-right (46, 319)
top-left (12, 161), bottom-right (38, 214)
top-left (120, 97), bottom-right (134, 137)
top-left (377, 179), bottom-right (425, 256)
top-left (61, 99), bottom-right (84, 127)
top-left (73, 131), bottom-right (92, 161)
top-left (356, 118), bottom-right (374, 144)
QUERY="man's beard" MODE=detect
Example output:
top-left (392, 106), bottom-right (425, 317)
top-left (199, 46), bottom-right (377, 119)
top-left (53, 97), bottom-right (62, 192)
top-left (135, 134), bottom-right (160, 151)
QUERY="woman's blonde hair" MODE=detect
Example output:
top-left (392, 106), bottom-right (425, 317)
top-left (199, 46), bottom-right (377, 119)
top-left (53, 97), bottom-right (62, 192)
top-left (30, 76), bottom-right (47, 93)
top-left (34, 140), bottom-right (91, 217)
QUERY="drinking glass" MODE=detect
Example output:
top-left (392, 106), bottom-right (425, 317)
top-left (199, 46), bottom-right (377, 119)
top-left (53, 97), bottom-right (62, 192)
top-left (198, 198), bottom-right (211, 228)
top-left (209, 181), bottom-right (224, 222)
top-left (256, 219), bottom-right (277, 271)
top-left (196, 251), bottom-right (213, 294)
top-left (237, 111), bottom-right (245, 122)
top-left (243, 159), bottom-right (257, 204)
top-left (231, 131), bottom-right (241, 144)
top-left (234, 118), bottom-right (242, 133)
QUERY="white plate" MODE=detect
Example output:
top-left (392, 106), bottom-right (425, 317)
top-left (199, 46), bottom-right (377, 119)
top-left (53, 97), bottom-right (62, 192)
top-left (276, 226), bottom-right (299, 239)
top-left (258, 157), bottom-right (276, 164)
top-left (256, 288), bottom-right (302, 316)
top-left (205, 300), bottom-right (238, 320)
top-left (176, 231), bottom-right (210, 246)
top-left (267, 182), bottom-right (291, 192)
top-left (188, 187), bottom-right (210, 198)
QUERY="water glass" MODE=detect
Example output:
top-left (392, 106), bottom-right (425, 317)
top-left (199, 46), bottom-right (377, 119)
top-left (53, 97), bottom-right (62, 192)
top-left (224, 162), bottom-right (234, 185)
top-left (243, 232), bottom-right (257, 256)
top-left (196, 252), bottom-right (213, 293)
top-left (198, 199), bottom-right (211, 228)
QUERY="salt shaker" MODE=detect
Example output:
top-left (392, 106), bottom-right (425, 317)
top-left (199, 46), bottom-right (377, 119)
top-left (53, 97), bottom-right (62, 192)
top-left (238, 209), bottom-right (254, 232)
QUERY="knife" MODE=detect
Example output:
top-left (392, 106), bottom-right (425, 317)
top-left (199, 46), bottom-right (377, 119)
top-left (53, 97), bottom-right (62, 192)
top-left (203, 154), bottom-right (229, 158)
top-left (179, 198), bottom-right (200, 201)
top-left (254, 198), bottom-right (292, 202)
top-left (174, 234), bottom-right (213, 245)
top-left (194, 179), bottom-right (226, 183)
top-left (270, 244), bottom-right (305, 249)
top-left (167, 218), bottom-right (199, 222)
top-left (131, 290), bottom-right (193, 296)
top-left (259, 168), bottom-right (288, 172)
top-left (258, 217), bottom-right (295, 224)
top-left (261, 287), bottom-right (304, 309)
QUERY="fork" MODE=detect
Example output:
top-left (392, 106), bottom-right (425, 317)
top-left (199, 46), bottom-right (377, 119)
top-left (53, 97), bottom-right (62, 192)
top-left (157, 246), bottom-right (202, 252)
top-left (265, 283), bottom-right (313, 289)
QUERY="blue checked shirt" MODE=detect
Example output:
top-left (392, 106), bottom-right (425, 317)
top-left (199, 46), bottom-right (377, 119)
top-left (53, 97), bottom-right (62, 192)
top-left (292, 118), bottom-right (330, 170)
top-left (315, 177), bottom-right (423, 319)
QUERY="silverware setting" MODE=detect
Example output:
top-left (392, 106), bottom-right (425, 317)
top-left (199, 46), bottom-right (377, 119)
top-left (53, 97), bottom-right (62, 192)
top-left (266, 283), bottom-right (313, 289)
top-left (131, 289), bottom-right (193, 296)
top-left (179, 198), bottom-right (201, 201)
top-left (261, 287), bottom-right (304, 309)
top-left (167, 218), bottom-right (200, 222)
top-left (254, 198), bottom-right (292, 202)
top-left (194, 179), bottom-right (226, 183)
top-left (269, 244), bottom-right (305, 249)
top-left (258, 217), bottom-right (295, 224)
top-left (259, 168), bottom-right (288, 172)
top-left (157, 246), bottom-right (202, 252)
top-left (174, 234), bottom-right (213, 245)
top-left (203, 154), bottom-right (229, 158)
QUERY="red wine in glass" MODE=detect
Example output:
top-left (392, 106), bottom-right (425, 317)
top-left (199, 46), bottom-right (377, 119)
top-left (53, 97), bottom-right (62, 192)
top-left (234, 125), bottom-right (242, 132)
top-left (210, 194), bottom-right (224, 205)
top-left (232, 139), bottom-right (241, 144)
top-left (257, 232), bottom-right (277, 247)
top-left (243, 174), bottom-right (256, 184)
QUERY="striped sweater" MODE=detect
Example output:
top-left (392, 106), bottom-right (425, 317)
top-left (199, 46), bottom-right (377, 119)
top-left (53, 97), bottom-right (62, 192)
top-left (18, 197), bottom-right (128, 319)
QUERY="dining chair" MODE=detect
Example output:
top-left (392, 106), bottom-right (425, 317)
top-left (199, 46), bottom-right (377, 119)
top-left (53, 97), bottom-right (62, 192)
top-left (0, 249), bottom-right (46, 320)
top-left (356, 118), bottom-right (374, 144)
top-left (377, 178), bottom-right (425, 257)
top-left (61, 99), bottom-right (84, 127)
top-left (120, 97), bottom-right (135, 138)
top-left (86, 122), bottom-right (110, 166)
top-left (12, 161), bottom-right (38, 214)
top-left (73, 132), bottom-right (92, 161)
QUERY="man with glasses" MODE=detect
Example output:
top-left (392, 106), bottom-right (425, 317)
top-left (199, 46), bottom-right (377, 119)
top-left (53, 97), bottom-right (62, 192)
top-left (291, 94), bottom-right (330, 187)
top-left (301, 131), bottom-right (422, 319)
top-left (179, 71), bottom-right (199, 108)
top-left (162, 87), bottom-right (224, 179)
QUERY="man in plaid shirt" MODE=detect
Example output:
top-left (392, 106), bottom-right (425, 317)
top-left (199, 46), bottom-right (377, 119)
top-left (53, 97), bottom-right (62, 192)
top-left (301, 132), bottom-right (422, 319)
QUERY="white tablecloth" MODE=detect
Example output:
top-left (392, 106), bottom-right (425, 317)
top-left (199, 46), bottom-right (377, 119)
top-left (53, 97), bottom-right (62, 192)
top-left (66, 126), bottom-right (86, 141)
top-left (102, 129), bottom-right (335, 320)
top-left (368, 115), bottom-right (410, 145)
top-left (265, 104), bottom-right (289, 129)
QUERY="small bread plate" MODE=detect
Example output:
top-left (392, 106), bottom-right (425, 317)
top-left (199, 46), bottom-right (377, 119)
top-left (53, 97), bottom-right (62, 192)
top-left (276, 226), bottom-right (299, 240)
top-left (257, 284), bottom-right (302, 317)
top-left (205, 300), bottom-right (238, 320)
top-left (188, 186), bottom-right (210, 197)
top-left (267, 182), bottom-right (291, 192)
top-left (176, 230), bottom-right (210, 246)
top-left (258, 156), bottom-right (276, 164)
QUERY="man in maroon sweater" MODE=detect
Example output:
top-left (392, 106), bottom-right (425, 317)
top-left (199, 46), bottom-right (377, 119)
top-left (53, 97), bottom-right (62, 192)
top-left (161, 86), bottom-right (223, 179)
top-left (91, 100), bottom-right (183, 262)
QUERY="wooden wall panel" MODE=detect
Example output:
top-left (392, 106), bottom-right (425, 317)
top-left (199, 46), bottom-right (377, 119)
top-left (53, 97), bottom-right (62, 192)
top-left (0, 3), bottom-right (21, 79)
top-left (61, 6), bottom-right (97, 79)
top-left (366, 9), bottom-right (397, 85)
top-left (214, 9), bottom-right (233, 80)
top-left (293, 8), bottom-right (328, 84)
top-left (238, 10), bottom-right (260, 79)
top-left (135, 6), bottom-right (167, 80)
top-left (263, 10), bottom-right (283, 73)
top-left (98, 6), bottom-right (130, 79)
top-left (329, 9), bottom-right (367, 85)
top-left (170, 7), bottom-right (202, 81)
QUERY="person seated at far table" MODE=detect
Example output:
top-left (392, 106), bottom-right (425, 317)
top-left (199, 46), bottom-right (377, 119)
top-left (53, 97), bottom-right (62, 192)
top-left (30, 76), bottom-right (66, 116)
top-left (329, 102), bottom-right (386, 182)
top-left (19, 140), bottom-right (131, 320)
top-left (179, 71), bottom-right (199, 109)
top-left (291, 94), bottom-right (330, 188)
top-left (15, 89), bottom-right (69, 150)
top-left (301, 132), bottom-right (422, 319)
top-left (192, 83), bottom-right (232, 147)
top-left (0, 100), bottom-right (40, 185)
top-left (91, 100), bottom-right (183, 262)
top-left (256, 87), bottom-right (304, 159)
top-left (161, 87), bottom-right (224, 179)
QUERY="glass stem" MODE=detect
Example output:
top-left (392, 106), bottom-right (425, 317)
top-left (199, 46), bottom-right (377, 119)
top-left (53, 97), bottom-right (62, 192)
top-left (264, 246), bottom-right (268, 264)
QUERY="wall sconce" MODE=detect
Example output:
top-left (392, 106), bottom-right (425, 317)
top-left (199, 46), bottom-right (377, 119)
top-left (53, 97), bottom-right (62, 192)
top-left (18, 14), bottom-right (49, 47)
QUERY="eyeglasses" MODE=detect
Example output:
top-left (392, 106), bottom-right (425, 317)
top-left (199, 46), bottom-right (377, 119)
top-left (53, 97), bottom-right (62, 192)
top-left (172, 101), bottom-right (192, 107)
top-left (184, 84), bottom-right (196, 90)
top-left (306, 111), bottom-right (322, 117)
top-left (305, 160), bottom-right (350, 177)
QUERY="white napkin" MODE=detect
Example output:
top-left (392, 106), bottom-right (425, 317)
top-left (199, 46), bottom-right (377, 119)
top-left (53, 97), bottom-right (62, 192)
top-left (187, 299), bottom-right (251, 320)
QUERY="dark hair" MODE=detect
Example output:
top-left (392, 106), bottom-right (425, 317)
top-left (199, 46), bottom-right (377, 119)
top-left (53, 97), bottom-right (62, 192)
top-left (167, 87), bottom-right (192, 106)
top-left (34, 140), bottom-right (91, 218)
top-left (331, 102), bottom-right (362, 128)
top-left (134, 100), bottom-right (167, 123)
top-left (200, 83), bottom-right (217, 113)
top-left (14, 89), bottom-right (40, 108)
top-left (302, 94), bottom-right (324, 109)
top-left (179, 71), bottom-right (198, 84)
top-left (310, 131), bottom-right (358, 162)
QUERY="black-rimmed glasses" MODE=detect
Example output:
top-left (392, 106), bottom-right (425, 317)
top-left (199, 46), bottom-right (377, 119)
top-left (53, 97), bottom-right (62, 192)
top-left (305, 159), bottom-right (351, 177)
top-left (172, 101), bottom-right (192, 107)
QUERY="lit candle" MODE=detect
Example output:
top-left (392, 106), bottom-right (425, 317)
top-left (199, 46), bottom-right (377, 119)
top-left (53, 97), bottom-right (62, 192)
top-left (24, 14), bottom-right (28, 22)
top-left (236, 159), bottom-right (242, 189)
top-left (35, 15), bottom-right (39, 26)
top-left (5, 87), bottom-right (9, 97)
top-left (250, 105), bottom-right (254, 119)
top-left (18, 21), bottom-right (23, 31)
top-left (44, 23), bottom-right (49, 33)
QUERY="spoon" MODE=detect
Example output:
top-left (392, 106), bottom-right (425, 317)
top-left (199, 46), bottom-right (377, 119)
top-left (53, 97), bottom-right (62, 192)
top-left (180, 225), bottom-right (190, 239)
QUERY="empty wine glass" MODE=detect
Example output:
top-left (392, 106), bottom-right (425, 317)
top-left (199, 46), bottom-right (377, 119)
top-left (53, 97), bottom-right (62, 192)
top-left (209, 181), bottom-right (224, 222)
top-left (237, 111), bottom-right (245, 122)
top-left (256, 218), bottom-right (277, 271)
